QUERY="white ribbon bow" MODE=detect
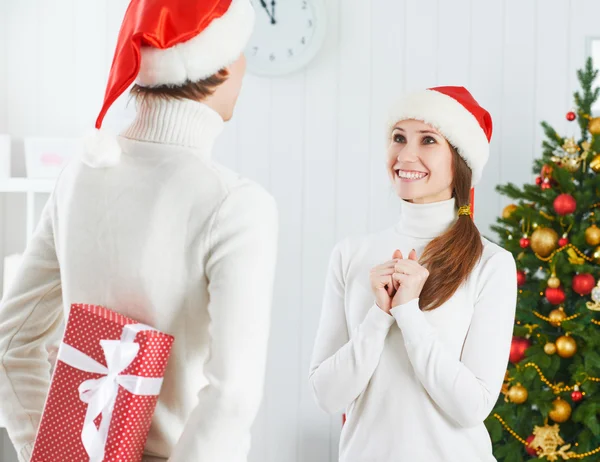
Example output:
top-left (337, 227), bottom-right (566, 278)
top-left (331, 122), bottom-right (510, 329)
top-left (56, 322), bottom-right (165, 462)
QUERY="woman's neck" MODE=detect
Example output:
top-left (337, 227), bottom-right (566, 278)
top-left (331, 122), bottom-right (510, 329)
top-left (121, 97), bottom-right (225, 154)
top-left (395, 196), bottom-right (458, 239)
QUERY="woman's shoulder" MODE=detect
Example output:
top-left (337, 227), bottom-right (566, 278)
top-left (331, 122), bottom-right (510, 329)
top-left (476, 237), bottom-right (517, 279)
top-left (480, 236), bottom-right (514, 260)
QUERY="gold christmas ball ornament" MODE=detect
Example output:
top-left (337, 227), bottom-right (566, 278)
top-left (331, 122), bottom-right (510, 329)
top-left (585, 224), bottom-right (600, 246)
top-left (547, 275), bottom-right (561, 289)
top-left (589, 117), bottom-right (600, 135)
top-left (502, 204), bottom-right (518, 219)
top-left (590, 154), bottom-right (600, 173)
top-left (530, 227), bottom-right (559, 257)
top-left (556, 335), bottom-right (577, 358)
top-left (544, 342), bottom-right (557, 355)
top-left (549, 397), bottom-right (572, 423)
top-left (507, 383), bottom-right (528, 404)
top-left (563, 156), bottom-right (582, 172)
top-left (548, 308), bottom-right (567, 327)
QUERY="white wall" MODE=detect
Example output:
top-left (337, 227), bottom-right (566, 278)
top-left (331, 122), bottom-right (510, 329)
top-left (1, 0), bottom-right (598, 461)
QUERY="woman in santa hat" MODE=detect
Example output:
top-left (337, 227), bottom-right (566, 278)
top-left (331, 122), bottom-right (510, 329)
top-left (0, 1), bottom-right (278, 461)
top-left (309, 86), bottom-right (517, 461)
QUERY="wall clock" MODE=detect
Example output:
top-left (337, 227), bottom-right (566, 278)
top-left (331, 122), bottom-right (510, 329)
top-left (245, 0), bottom-right (327, 77)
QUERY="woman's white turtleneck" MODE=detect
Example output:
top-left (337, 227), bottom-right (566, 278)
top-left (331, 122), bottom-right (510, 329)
top-left (0, 97), bottom-right (279, 462)
top-left (309, 197), bottom-right (517, 462)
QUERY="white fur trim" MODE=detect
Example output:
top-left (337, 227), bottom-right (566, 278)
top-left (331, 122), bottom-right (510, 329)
top-left (81, 128), bottom-right (122, 168)
top-left (137, 0), bottom-right (255, 87)
top-left (387, 89), bottom-right (490, 186)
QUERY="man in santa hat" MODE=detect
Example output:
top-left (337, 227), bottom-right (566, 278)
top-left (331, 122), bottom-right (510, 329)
top-left (0, 1), bottom-right (279, 461)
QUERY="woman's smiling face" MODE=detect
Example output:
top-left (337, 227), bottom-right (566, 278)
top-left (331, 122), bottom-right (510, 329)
top-left (387, 119), bottom-right (454, 204)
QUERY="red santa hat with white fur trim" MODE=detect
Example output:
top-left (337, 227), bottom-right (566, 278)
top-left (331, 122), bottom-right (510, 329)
top-left (82, 0), bottom-right (254, 168)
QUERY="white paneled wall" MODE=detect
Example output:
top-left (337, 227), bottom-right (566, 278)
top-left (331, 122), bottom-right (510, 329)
top-left (1, 1), bottom-right (598, 461)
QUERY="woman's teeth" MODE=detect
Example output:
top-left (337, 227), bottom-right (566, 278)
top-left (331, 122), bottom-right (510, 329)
top-left (396, 170), bottom-right (427, 180)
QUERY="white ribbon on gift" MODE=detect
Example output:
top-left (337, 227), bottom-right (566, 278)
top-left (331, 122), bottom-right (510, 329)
top-left (56, 322), bottom-right (165, 462)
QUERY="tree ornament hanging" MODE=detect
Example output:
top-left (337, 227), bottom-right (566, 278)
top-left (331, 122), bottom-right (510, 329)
top-left (525, 435), bottom-right (537, 456)
top-left (572, 273), bottom-right (595, 296)
top-left (585, 223), bottom-right (600, 246)
top-left (586, 280), bottom-right (600, 311)
top-left (517, 270), bottom-right (526, 286)
top-left (547, 274), bottom-right (561, 289)
top-left (590, 153), bottom-right (600, 173)
top-left (571, 385), bottom-right (583, 402)
top-left (525, 434), bottom-right (539, 456)
top-left (548, 307), bottom-right (567, 326)
top-left (589, 116), bottom-right (600, 135)
top-left (529, 423), bottom-right (576, 459)
top-left (507, 383), bottom-right (528, 404)
top-left (558, 233), bottom-right (569, 247)
top-left (502, 204), bottom-right (517, 219)
top-left (549, 397), bottom-right (572, 422)
top-left (519, 236), bottom-right (531, 248)
top-left (553, 194), bottom-right (577, 215)
top-left (509, 336), bottom-right (530, 363)
top-left (552, 138), bottom-right (583, 172)
top-left (563, 156), bottom-right (583, 172)
top-left (546, 286), bottom-right (566, 305)
top-left (556, 335), bottom-right (577, 358)
top-left (530, 227), bottom-right (558, 257)
top-left (562, 137), bottom-right (580, 155)
top-left (544, 342), bottom-right (557, 355)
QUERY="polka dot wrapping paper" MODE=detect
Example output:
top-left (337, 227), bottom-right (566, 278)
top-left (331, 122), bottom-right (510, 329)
top-left (30, 303), bottom-right (174, 462)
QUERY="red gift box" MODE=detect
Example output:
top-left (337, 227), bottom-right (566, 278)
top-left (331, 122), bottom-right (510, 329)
top-left (31, 304), bottom-right (174, 462)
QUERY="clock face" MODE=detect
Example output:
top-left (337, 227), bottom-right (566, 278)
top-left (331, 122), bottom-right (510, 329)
top-left (246, 0), bottom-right (327, 76)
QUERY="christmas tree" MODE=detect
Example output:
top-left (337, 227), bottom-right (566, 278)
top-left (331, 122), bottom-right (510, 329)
top-left (484, 57), bottom-right (600, 461)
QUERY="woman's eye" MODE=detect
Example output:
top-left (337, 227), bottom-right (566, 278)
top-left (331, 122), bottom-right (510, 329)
top-left (422, 136), bottom-right (436, 145)
top-left (393, 133), bottom-right (405, 143)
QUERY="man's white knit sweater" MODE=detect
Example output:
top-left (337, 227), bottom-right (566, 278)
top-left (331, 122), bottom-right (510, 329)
top-left (309, 197), bottom-right (517, 462)
top-left (0, 97), bottom-right (279, 462)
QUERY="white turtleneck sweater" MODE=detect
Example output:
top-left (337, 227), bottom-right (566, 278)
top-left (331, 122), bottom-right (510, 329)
top-left (309, 197), bottom-right (517, 462)
top-left (0, 98), bottom-right (278, 462)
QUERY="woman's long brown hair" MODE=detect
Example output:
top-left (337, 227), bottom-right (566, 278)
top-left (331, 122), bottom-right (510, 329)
top-left (418, 146), bottom-right (483, 311)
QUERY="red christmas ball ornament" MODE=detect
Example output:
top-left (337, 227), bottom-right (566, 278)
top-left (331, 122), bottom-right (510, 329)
top-left (566, 111), bottom-right (577, 121)
top-left (572, 273), bottom-right (595, 296)
top-left (572, 390), bottom-right (583, 402)
top-left (520, 237), bottom-right (531, 248)
top-left (535, 176), bottom-right (543, 186)
top-left (517, 270), bottom-right (527, 286)
top-left (553, 194), bottom-right (577, 216)
top-left (558, 235), bottom-right (569, 247)
top-left (546, 286), bottom-right (566, 305)
top-left (509, 336), bottom-right (531, 363)
top-left (541, 180), bottom-right (552, 190)
top-left (525, 434), bottom-right (538, 456)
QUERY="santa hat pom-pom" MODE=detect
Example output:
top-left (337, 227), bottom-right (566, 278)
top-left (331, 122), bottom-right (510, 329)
top-left (81, 128), bottom-right (122, 168)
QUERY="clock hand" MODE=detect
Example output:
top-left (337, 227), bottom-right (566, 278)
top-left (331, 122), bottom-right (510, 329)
top-left (271, 0), bottom-right (276, 24)
top-left (259, 0), bottom-right (276, 24)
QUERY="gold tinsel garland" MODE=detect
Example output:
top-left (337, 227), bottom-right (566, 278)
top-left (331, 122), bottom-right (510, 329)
top-left (533, 243), bottom-right (594, 263)
top-left (533, 311), bottom-right (581, 324)
top-left (493, 413), bottom-right (600, 459)
top-left (520, 362), bottom-right (600, 394)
